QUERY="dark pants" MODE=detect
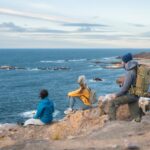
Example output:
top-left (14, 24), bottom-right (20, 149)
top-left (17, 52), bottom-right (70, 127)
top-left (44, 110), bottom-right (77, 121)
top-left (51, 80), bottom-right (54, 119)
top-left (109, 94), bottom-right (141, 120)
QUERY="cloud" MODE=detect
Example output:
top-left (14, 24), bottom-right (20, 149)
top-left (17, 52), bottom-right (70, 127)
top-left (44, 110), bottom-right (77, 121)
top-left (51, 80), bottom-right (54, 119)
top-left (77, 33), bottom-right (139, 41)
top-left (0, 22), bottom-right (26, 32)
top-left (130, 23), bottom-right (146, 27)
top-left (63, 23), bottom-right (108, 27)
top-left (0, 8), bottom-right (77, 23)
top-left (140, 31), bottom-right (150, 37)
top-left (32, 28), bottom-right (68, 33)
top-left (63, 22), bottom-right (109, 33)
top-left (0, 21), bottom-right (112, 34)
top-left (76, 27), bottom-right (115, 33)
top-left (0, 22), bottom-right (69, 33)
top-left (77, 26), bottom-right (92, 32)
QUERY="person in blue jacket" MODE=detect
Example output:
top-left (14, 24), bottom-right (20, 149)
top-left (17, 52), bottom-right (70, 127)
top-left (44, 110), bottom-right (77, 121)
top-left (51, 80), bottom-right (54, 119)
top-left (24, 89), bottom-right (54, 126)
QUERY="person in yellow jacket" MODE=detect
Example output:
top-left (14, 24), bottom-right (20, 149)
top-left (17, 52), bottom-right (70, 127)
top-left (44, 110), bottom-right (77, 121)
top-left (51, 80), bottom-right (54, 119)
top-left (64, 75), bottom-right (92, 114)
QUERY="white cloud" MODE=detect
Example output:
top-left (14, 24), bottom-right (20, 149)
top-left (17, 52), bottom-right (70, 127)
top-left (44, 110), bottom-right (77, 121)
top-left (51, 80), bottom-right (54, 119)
top-left (0, 8), bottom-right (79, 23)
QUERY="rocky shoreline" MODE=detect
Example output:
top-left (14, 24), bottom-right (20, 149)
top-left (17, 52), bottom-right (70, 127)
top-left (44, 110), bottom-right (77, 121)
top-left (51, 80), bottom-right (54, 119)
top-left (0, 65), bottom-right (70, 71)
top-left (105, 52), bottom-right (150, 69)
top-left (0, 52), bottom-right (150, 150)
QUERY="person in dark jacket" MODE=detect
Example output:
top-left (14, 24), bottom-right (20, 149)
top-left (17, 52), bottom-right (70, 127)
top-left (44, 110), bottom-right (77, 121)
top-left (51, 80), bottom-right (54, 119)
top-left (109, 53), bottom-right (142, 122)
top-left (24, 89), bottom-right (54, 126)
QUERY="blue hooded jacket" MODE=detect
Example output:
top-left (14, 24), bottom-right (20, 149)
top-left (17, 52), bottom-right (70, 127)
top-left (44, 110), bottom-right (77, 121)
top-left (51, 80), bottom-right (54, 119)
top-left (34, 97), bottom-right (54, 124)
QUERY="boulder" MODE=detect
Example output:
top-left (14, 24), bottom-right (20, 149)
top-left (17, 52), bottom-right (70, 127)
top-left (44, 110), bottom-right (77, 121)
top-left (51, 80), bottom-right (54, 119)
top-left (93, 77), bottom-right (103, 82)
top-left (98, 96), bottom-right (131, 120)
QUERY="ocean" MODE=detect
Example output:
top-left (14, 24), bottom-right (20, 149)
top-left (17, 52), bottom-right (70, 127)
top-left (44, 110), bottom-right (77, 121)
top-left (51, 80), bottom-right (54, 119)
top-left (0, 48), bottom-right (149, 124)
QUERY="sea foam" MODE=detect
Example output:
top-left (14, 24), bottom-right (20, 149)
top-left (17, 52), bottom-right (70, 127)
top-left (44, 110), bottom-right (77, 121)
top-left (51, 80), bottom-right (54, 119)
top-left (19, 109), bottom-right (60, 119)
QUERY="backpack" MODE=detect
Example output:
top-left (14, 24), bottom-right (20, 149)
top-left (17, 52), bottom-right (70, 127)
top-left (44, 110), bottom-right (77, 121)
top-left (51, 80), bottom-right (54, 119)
top-left (89, 88), bottom-right (97, 104)
top-left (129, 64), bottom-right (150, 97)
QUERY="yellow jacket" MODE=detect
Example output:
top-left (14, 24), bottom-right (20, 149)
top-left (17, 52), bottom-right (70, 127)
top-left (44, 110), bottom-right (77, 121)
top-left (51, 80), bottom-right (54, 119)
top-left (68, 87), bottom-right (91, 106)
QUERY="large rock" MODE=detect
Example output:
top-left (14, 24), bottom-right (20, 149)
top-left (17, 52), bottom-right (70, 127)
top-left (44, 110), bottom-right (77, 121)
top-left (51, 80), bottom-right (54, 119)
top-left (98, 97), bottom-right (131, 120)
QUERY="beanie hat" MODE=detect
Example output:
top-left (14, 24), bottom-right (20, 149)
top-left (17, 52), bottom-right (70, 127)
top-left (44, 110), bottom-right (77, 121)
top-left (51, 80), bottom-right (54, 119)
top-left (122, 53), bottom-right (133, 63)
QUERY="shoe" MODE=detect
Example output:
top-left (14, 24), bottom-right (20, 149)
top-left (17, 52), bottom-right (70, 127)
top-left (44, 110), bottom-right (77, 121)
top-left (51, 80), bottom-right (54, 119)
top-left (17, 121), bottom-right (24, 126)
top-left (132, 117), bottom-right (141, 123)
top-left (64, 108), bottom-right (73, 115)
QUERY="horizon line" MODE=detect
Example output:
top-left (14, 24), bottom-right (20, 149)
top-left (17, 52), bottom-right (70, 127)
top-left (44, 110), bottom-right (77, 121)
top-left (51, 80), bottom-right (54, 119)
top-left (0, 48), bottom-right (150, 50)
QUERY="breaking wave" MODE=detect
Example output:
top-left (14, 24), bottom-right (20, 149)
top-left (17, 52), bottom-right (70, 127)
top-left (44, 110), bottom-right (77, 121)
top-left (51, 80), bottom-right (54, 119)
top-left (40, 60), bottom-right (65, 63)
top-left (40, 58), bottom-right (87, 63)
top-left (19, 109), bottom-right (60, 119)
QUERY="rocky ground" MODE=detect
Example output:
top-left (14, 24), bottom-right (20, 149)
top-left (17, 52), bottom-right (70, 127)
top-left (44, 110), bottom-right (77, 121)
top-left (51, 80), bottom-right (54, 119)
top-left (0, 52), bottom-right (150, 150)
top-left (1, 114), bottom-right (150, 150)
top-left (0, 104), bottom-right (150, 150)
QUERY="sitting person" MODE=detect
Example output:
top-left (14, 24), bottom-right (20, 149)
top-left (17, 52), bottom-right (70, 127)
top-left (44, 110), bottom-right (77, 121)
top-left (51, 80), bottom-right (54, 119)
top-left (64, 75), bottom-right (92, 114)
top-left (108, 53), bottom-right (142, 122)
top-left (24, 89), bottom-right (54, 126)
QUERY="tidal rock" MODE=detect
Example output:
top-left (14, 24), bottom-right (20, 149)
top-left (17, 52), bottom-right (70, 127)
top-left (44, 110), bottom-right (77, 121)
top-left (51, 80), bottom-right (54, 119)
top-left (52, 67), bottom-right (70, 71)
top-left (93, 77), bottom-right (103, 82)
top-left (92, 60), bottom-right (102, 64)
top-left (104, 63), bottom-right (122, 69)
top-left (0, 65), bottom-right (16, 70)
top-left (37, 67), bottom-right (70, 71)
top-left (111, 61), bottom-right (122, 65)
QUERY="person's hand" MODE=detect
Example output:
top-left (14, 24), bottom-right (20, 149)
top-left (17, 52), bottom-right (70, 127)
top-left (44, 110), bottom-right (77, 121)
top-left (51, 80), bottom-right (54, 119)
top-left (98, 96), bottom-right (104, 102)
top-left (111, 93), bottom-right (117, 100)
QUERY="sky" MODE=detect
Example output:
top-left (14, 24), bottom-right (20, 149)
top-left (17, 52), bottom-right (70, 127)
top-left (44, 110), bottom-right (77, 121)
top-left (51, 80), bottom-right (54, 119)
top-left (0, 0), bottom-right (150, 48)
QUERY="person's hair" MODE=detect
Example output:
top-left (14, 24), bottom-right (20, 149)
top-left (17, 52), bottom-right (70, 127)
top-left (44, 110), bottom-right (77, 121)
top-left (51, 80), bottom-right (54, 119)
top-left (77, 75), bottom-right (87, 88)
top-left (40, 89), bottom-right (48, 99)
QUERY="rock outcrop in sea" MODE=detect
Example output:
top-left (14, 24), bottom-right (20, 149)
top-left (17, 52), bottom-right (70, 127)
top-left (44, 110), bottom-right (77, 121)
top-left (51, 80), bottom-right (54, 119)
top-left (0, 66), bottom-right (70, 71)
